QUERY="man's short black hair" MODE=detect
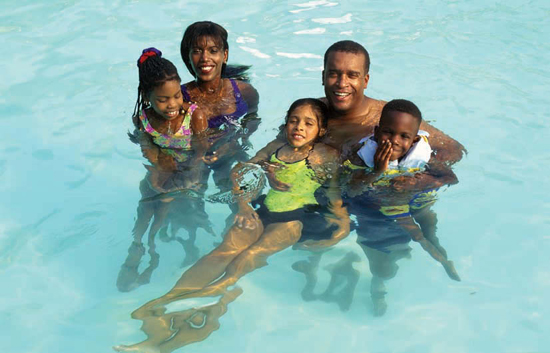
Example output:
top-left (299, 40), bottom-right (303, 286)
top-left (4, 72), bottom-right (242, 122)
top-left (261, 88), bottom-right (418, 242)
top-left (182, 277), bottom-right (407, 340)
top-left (380, 99), bottom-right (423, 126)
top-left (324, 40), bottom-right (370, 73)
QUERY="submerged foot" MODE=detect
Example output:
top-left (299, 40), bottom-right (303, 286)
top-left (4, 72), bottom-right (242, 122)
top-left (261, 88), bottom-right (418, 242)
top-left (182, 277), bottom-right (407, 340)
top-left (371, 276), bottom-right (388, 317)
top-left (372, 296), bottom-right (388, 317)
top-left (443, 260), bottom-right (461, 281)
top-left (291, 255), bottom-right (322, 301)
top-left (320, 252), bottom-right (361, 311)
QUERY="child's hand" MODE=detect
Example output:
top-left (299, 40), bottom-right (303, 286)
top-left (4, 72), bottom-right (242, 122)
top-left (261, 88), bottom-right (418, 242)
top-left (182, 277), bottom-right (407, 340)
top-left (234, 204), bottom-right (260, 229)
top-left (374, 140), bottom-right (392, 173)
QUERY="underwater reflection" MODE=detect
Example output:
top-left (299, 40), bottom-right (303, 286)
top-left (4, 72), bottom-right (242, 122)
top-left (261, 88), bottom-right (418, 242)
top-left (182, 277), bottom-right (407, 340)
top-left (116, 161), bottom-right (214, 293)
top-left (292, 251), bottom-right (361, 312)
top-left (113, 287), bottom-right (242, 353)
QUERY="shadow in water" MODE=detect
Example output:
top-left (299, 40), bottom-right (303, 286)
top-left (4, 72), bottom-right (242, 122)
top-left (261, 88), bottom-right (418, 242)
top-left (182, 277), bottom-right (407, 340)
top-left (292, 251), bottom-right (361, 312)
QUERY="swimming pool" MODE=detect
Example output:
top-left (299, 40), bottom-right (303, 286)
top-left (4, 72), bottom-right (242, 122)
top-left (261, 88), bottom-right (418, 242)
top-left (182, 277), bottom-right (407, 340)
top-left (1, 0), bottom-right (549, 352)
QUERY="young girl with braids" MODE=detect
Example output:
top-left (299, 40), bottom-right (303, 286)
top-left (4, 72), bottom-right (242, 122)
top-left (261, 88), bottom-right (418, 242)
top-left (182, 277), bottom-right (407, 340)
top-left (131, 47), bottom-right (208, 190)
top-left (117, 48), bottom-right (209, 292)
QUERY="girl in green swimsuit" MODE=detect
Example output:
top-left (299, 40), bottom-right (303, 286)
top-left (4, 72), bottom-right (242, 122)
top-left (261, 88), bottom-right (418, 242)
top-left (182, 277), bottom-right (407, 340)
top-left (175, 98), bottom-right (349, 297)
top-left (114, 99), bottom-right (349, 353)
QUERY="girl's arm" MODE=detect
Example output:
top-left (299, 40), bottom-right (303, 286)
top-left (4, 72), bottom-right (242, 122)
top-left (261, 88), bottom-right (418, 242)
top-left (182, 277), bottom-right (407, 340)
top-left (228, 162), bottom-right (264, 230)
top-left (229, 139), bottom-right (282, 230)
top-left (132, 129), bottom-right (176, 171)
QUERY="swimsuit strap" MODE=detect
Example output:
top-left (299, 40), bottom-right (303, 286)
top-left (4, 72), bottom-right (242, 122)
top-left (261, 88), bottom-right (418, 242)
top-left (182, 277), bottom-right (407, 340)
top-left (139, 110), bottom-right (160, 137)
top-left (229, 79), bottom-right (248, 117)
top-left (181, 84), bottom-right (192, 102)
top-left (273, 143), bottom-right (314, 165)
top-left (179, 103), bottom-right (197, 134)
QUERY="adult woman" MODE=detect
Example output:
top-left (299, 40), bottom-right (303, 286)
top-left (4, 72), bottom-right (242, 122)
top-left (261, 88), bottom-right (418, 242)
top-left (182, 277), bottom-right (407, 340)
top-left (180, 21), bottom-right (259, 175)
top-left (178, 21), bottom-right (260, 230)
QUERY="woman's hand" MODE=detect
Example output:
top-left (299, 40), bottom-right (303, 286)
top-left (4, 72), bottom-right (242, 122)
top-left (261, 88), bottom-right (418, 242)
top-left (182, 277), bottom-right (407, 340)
top-left (234, 204), bottom-right (260, 229)
top-left (203, 140), bottom-right (239, 165)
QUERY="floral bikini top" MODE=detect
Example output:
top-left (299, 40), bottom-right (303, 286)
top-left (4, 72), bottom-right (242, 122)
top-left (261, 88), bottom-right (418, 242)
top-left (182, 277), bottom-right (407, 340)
top-left (138, 104), bottom-right (197, 162)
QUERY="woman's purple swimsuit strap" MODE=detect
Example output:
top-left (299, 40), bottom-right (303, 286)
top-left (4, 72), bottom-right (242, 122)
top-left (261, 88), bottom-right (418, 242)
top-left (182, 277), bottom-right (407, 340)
top-left (181, 79), bottom-right (248, 129)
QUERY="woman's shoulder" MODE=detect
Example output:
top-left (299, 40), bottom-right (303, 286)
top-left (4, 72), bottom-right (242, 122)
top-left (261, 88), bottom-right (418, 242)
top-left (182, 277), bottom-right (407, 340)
top-left (235, 80), bottom-right (259, 112)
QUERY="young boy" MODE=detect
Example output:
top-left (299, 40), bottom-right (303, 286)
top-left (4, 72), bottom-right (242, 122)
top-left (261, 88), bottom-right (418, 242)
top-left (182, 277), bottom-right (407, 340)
top-left (345, 99), bottom-right (460, 316)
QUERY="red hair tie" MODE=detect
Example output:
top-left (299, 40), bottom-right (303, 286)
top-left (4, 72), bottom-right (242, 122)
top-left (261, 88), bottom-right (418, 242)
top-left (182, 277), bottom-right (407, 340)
top-left (137, 47), bottom-right (163, 66)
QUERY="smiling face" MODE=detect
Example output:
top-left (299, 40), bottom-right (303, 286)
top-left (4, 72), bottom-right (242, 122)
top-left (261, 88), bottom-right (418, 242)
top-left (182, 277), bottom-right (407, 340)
top-left (285, 104), bottom-right (324, 148)
top-left (374, 111), bottom-right (421, 161)
top-left (322, 51), bottom-right (369, 114)
top-left (147, 80), bottom-right (184, 121)
top-left (189, 36), bottom-right (228, 82)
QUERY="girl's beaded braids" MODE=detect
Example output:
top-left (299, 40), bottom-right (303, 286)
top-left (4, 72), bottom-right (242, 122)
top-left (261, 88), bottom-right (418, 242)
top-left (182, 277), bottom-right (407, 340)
top-left (132, 47), bottom-right (181, 128)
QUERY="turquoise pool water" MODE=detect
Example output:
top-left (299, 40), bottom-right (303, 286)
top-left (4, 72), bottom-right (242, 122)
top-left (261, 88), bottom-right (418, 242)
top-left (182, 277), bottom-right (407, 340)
top-left (1, 1), bottom-right (549, 352)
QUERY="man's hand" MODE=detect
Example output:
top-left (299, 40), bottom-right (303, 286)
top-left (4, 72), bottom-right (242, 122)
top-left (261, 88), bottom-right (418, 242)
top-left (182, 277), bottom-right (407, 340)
top-left (262, 161), bottom-right (291, 192)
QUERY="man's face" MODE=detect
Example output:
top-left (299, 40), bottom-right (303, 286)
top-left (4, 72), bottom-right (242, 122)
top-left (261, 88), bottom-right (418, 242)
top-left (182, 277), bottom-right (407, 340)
top-left (322, 51), bottom-right (369, 113)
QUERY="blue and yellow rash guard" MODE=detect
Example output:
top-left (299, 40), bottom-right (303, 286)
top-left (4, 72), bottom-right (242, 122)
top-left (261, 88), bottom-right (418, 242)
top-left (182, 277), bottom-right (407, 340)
top-left (348, 131), bottom-right (437, 218)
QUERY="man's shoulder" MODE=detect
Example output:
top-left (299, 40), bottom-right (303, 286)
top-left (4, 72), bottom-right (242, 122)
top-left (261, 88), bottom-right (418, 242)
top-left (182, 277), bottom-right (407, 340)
top-left (364, 96), bottom-right (386, 111)
top-left (312, 142), bottom-right (339, 162)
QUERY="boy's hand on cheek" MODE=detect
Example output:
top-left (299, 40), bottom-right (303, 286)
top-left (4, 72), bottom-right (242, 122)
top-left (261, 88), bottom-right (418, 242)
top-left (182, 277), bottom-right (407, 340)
top-left (374, 140), bottom-right (392, 173)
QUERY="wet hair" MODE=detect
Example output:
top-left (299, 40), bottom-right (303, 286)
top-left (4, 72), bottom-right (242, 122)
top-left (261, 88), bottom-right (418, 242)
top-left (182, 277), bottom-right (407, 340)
top-left (132, 48), bottom-right (181, 128)
top-left (285, 98), bottom-right (329, 131)
top-left (180, 21), bottom-right (251, 82)
top-left (380, 99), bottom-right (423, 127)
top-left (323, 40), bottom-right (370, 73)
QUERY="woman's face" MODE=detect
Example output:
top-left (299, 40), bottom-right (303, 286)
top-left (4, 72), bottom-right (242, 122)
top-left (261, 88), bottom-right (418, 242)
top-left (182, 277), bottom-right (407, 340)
top-left (189, 36), bottom-right (228, 82)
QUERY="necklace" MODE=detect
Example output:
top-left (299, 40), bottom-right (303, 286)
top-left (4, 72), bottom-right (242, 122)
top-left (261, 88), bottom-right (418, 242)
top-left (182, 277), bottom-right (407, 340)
top-left (166, 110), bottom-right (184, 135)
top-left (167, 120), bottom-right (174, 135)
top-left (197, 79), bottom-right (224, 97)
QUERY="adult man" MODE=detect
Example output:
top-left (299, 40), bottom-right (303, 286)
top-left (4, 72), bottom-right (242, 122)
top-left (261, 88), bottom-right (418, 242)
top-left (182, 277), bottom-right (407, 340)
top-left (320, 40), bottom-right (464, 164)
top-left (318, 40), bottom-right (464, 316)
top-left (261, 40), bottom-right (464, 317)
top-left (261, 40), bottom-right (464, 189)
